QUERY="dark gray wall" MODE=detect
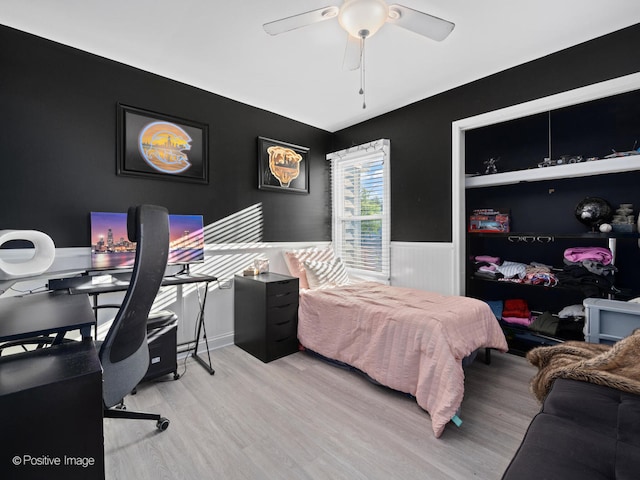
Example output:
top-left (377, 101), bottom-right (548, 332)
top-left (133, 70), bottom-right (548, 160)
top-left (333, 23), bottom-right (640, 242)
top-left (0, 25), bottom-right (333, 247)
top-left (2, 23), bottom-right (640, 248)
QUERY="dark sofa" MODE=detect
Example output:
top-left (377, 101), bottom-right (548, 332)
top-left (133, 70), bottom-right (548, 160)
top-left (502, 378), bottom-right (640, 480)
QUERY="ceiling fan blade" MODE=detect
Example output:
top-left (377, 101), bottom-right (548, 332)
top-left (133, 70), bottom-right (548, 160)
top-left (386, 4), bottom-right (455, 41)
top-left (343, 34), bottom-right (361, 71)
top-left (263, 6), bottom-right (339, 36)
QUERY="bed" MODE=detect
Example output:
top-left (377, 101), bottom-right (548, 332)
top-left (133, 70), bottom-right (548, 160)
top-left (284, 247), bottom-right (509, 438)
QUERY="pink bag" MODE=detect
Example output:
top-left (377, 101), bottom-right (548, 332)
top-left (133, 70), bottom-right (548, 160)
top-left (563, 247), bottom-right (612, 265)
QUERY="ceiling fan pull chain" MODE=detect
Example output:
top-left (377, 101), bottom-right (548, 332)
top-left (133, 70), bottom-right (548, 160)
top-left (360, 34), bottom-right (366, 109)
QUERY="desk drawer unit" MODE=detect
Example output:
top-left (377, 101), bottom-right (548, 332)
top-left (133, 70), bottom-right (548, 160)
top-left (234, 273), bottom-right (299, 362)
top-left (0, 341), bottom-right (105, 480)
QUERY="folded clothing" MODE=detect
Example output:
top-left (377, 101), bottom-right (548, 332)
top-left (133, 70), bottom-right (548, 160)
top-left (503, 298), bottom-right (530, 319)
top-left (530, 311), bottom-right (559, 336)
top-left (581, 259), bottom-right (617, 276)
top-left (525, 272), bottom-right (558, 286)
top-left (474, 270), bottom-right (502, 280)
top-left (525, 264), bottom-right (551, 275)
top-left (496, 261), bottom-right (527, 279)
top-left (564, 247), bottom-right (612, 265)
top-left (478, 265), bottom-right (497, 272)
top-left (485, 300), bottom-right (503, 320)
top-left (557, 265), bottom-right (615, 297)
top-left (474, 255), bottom-right (501, 264)
top-left (558, 304), bottom-right (585, 318)
top-left (502, 316), bottom-right (533, 327)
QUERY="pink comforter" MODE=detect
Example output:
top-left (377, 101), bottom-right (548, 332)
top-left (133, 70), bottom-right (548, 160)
top-left (298, 282), bottom-right (508, 437)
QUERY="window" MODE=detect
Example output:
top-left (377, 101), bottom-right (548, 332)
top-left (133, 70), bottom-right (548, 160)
top-left (328, 139), bottom-right (390, 281)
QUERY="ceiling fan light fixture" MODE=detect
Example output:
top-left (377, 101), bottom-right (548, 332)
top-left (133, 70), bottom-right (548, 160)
top-left (263, 1), bottom-right (455, 110)
top-left (338, 0), bottom-right (389, 38)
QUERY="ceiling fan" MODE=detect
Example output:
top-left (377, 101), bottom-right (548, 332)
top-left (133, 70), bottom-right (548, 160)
top-left (263, 0), bottom-right (455, 108)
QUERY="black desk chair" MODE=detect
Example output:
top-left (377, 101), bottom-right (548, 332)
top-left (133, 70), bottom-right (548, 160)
top-left (99, 205), bottom-right (172, 431)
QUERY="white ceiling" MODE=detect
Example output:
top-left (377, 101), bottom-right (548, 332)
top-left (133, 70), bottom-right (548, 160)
top-left (2, 1), bottom-right (640, 132)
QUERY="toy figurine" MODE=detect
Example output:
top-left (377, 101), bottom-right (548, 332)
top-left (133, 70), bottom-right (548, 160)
top-left (483, 157), bottom-right (499, 175)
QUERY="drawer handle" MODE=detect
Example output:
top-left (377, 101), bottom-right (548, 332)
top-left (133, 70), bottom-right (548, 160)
top-left (274, 292), bottom-right (293, 298)
top-left (274, 304), bottom-right (295, 309)
top-left (275, 336), bottom-right (292, 343)
top-left (275, 320), bottom-right (290, 326)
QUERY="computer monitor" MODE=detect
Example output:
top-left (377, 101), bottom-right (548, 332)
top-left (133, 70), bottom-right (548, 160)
top-left (90, 211), bottom-right (205, 271)
top-left (167, 214), bottom-right (205, 266)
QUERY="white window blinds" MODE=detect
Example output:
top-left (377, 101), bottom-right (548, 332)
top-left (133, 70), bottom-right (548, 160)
top-left (328, 139), bottom-right (390, 281)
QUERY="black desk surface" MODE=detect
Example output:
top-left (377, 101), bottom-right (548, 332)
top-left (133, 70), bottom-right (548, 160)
top-left (67, 272), bottom-right (218, 295)
top-left (0, 292), bottom-right (95, 342)
top-left (0, 340), bottom-right (101, 395)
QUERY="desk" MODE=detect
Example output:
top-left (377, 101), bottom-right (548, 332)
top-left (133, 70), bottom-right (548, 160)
top-left (0, 341), bottom-right (104, 479)
top-left (64, 271), bottom-right (217, 294)
top-left (50, 272), bottom-right (218, 374)
top-left (0, 294), bottom-right (104, 479)
top-left (0, 292), bottom-right (95, 345)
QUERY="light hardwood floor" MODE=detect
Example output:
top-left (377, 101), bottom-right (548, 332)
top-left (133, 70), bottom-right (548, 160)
top-left (104, 346), bottom-right (540, 480)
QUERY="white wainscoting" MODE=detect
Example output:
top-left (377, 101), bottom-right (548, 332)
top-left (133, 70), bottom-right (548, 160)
top-left (390, 241), bottom-right (456, 296)
top-left (2, 240), bottom-right (454, 358)
top-left (0, 242), bottom-right (331, 357)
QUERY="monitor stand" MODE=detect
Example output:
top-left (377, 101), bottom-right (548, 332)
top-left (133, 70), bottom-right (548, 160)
top-left (176, 264), bottom-right (191, 276)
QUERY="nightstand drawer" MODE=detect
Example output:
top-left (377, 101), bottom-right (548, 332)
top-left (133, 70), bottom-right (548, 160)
top-left (267, 335), bottom-right (299, 362)
top-left (267, 289), bottom-right (298, 307)
top-left (266, 278), bottom-right (298, 295)
top-left (267, 315), bottom-right (297, 340)
top-left (267, 302), bottom-right (298, 325)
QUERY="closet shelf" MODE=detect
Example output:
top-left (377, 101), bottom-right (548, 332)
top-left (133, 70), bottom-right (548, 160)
top-left (465, 155), bottom-right (640, 188)
top-left (468, 232), bottom-right (640, 240)
top-left (469, 274), bottom-right (583, 293)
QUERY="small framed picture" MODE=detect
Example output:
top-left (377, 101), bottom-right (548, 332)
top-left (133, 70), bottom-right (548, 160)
top-left (258, 136), bottom-right (309, 194)
top-left (117, 104), bottom-right (209, 184)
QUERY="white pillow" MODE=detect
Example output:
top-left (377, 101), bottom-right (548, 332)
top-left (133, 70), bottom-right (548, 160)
top-left (283, 247), bottom-right (334, 289)
top-left (304, 257), bottom-right (351, 289)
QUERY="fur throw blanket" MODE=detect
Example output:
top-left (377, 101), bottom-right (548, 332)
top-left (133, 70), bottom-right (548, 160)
top-left (527, 329), bottom-right (640, 402)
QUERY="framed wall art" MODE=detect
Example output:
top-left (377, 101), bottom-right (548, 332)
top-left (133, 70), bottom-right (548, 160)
top-left (258, 136), bottom-right (309, 194)
top-left (117, 104), bottom-right (209, 184)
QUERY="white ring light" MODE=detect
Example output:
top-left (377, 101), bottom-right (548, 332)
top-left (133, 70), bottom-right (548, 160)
top-left (0, 230), bottom-right (56, 279)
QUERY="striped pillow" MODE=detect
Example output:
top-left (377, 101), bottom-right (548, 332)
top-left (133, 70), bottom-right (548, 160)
top-left (283, 247), bottom-right (335, 289)
top-left (304, 257), bottom-right (350, 289)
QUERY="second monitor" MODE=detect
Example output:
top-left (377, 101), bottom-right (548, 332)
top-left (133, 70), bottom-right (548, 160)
top-left (90, 211), bottom-right (205, 271)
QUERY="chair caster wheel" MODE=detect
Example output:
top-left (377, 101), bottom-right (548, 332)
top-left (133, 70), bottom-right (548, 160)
top-left (157, 417), bottom-right (170, 431)
top-left (173, 372), bottom-right (180, 380)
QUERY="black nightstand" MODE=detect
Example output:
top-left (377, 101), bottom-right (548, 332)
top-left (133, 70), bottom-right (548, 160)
top-left (234, 272), bottom-right (299, 362)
